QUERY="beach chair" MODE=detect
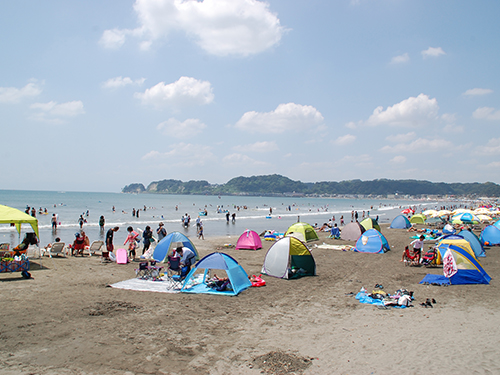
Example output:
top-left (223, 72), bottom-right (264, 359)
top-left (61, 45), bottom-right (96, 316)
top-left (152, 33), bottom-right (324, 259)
top-left (421, 248), bottom-right (437, 267)
top-left (165, 256), bottom-right (188, 289)
top-left (87, 240), bottom-right (104, 257)
top-left (402, 246), bottom-right (419, 266)
top-left (44, 242), bottom-right (66, 258)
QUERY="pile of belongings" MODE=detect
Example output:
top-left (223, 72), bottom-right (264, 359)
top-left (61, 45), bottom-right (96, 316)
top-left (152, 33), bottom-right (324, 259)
top-left (356, 286), bottom-right (414, 308)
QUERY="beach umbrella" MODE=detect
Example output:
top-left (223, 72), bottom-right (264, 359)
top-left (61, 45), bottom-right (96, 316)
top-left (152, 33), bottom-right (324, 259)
top-left (451, 212), bottom-right (479, 224)
top-left (452, 209), bottom-right (474, 215)
top-left (423, 209), bottom-right (438, 217)
top-left (474, 207), bottom-right (491, 215)
top-left (437, 210), bottom-right (452, 217)
top-left (477, 214), bottom-right (492, 222)
top-left (401, 208), bottom-right (413, 214)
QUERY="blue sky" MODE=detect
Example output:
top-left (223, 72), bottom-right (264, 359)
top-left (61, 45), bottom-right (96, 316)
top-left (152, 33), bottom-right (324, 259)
top-left (1, 0), bottom-right (499, 192)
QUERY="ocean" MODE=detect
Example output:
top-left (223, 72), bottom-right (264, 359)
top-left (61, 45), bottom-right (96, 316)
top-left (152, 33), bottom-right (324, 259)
top-left (0, 190), bottom-right (440, 248)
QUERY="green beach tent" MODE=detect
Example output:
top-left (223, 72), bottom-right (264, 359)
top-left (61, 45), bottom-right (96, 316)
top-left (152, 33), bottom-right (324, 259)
top-left (285, 222), bottom-right (319, 242)
top-left (0, 204), bottom-right (39, 238)
top-left (410, 214), bottom-right (426, 224)
top-left (359, 217), bottom-right (381, 232)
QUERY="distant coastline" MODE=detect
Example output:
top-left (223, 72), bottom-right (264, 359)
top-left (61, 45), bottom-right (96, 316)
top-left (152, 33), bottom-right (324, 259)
top-left (122, 174), bottom-right (500, 198)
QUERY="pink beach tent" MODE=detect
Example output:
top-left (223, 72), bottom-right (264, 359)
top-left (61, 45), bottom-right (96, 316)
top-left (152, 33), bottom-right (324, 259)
top-left (235, 230), bottom-right (263, 250)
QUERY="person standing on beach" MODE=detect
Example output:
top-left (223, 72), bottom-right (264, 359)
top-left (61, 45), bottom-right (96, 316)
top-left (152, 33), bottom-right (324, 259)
top-left (124, 226), bottom-right (139, 261)
top-left (99, 215), bottom-right (105, 232)
top-left (142, 226), bottom-right (153, 255)
top-left (105, 227), bottom-right (119, 261)
top-left (226, 212), bottom-right (230, 223)
top-left (232, 213), bottom-right (236, 223)
top-left (51, 214), bottom-right (57, 230)
top-left (78, 215), bottom-right (85, 229)
top-left (157, 222), bottom-right (167, 241)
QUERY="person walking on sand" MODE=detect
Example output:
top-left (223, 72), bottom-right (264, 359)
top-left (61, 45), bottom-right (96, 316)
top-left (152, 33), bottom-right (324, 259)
top-left (142, 225), bottom-right (153, 255)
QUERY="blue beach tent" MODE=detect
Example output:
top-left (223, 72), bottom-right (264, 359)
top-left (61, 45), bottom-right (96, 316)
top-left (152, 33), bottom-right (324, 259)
top-left (458, 230), bottom-right (485, 258)
top-left (180, 252), bottom-right (252, 296)
top-left (153, 231), bottom-right (199, 263)
top-left (390, 215), bottom-right (412, 229)
top-left (494, 220), bottom-right (500, 230)
top-left (480, 225), bottom-right (500, 246)
top-left (354, 229), bottom-right (390, 254)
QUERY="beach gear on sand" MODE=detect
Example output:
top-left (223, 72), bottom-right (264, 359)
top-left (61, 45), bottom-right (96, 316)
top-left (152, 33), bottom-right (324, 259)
top-left (341, 222), bottom-right (365, 241)
top-left (152, 232), bottom-right (199, 263)
top-left (261, 236), bottom-right (316, 279)
top-left (116, 248), bottom-right (128, 264)
top-left (354, 229), bottom-right (390, 254)
top-left (390, 215), bottom-right (412, 229)
top-left (285, 222), bottom-right (319, 243)
top-left (181, 252), bottom-right (252, 296)
top-left (235, 230), bottom-right (262, 250)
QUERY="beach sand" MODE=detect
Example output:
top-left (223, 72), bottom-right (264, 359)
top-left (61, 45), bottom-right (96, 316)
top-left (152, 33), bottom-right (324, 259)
top-left (1, 224), bottom-right (499, 374)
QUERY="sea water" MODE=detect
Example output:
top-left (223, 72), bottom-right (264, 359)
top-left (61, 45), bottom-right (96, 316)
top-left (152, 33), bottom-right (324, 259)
top-left (0, 189), bottom-right (439, 248)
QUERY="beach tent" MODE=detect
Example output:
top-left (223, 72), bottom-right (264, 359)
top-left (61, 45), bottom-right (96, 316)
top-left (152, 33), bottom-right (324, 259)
top-left (458, 230), bottom-right (485, 258)
top-left (480, 225), bottom-right (500, 246)
top-left (359, 217), bottom-right (381, 232)
top-left (153, 231), bottom-right (199, 263)
top-left (493, 220), bottom-right (500, 230)
top-left (409, 214), bottom-right (426, 224)
top-left (0, 204), bottom-right (39, 238)
top-left (390, 215), bottom-right (412, 229)
top-left (354, 229), bottom-right (390, 254)
top-left (235, 230), bottom-right (262, 250)
top-left (285, 222), bottom-right (319, 242)
top-left (442, 224), bottom-right (456, 235)
top-left (442, 245), bottom-right (491, 284)
top-left (341, 222), bottom-right (365, 241)
top-left (181, 252), bottom-right (252, 296)
top-left (261, 236), bottom-right (316, 279)
top-left (436, 235), bottom-right (477, 264)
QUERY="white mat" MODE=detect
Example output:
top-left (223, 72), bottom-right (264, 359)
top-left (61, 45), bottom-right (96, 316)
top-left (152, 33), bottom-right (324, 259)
top-left (109, 277), bottom-right (180, 293)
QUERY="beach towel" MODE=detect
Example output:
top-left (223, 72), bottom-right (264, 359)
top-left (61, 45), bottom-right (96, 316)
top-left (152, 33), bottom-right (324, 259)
top-left (355, 291), bottom-right (407, 308)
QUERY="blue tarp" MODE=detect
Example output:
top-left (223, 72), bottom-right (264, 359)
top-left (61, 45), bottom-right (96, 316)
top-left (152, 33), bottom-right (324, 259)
top-left (419, 274), bottom-right (451, 285)
top-left (355, 292), bottom-right (407, 308)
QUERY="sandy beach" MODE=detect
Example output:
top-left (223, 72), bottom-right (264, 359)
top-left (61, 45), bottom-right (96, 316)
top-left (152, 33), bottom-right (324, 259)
top-left (1, 223), bottom-right (499, 375)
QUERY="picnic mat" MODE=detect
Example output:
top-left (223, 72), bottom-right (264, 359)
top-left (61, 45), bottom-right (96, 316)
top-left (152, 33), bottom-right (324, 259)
top-left (109, 277), bottom-right (180, 293)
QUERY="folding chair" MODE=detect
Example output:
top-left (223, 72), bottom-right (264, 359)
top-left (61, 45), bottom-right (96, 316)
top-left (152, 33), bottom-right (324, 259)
top-left (403, 246), bottom-right (419, 266)
top-left (43, 242), bottom-right (66, 258)
top-left (135, 262), bottom-right (150, 279)
top-left (87, 240), bottom-right (104, 257)
top-left (166, 256), bottom-right (188, 289)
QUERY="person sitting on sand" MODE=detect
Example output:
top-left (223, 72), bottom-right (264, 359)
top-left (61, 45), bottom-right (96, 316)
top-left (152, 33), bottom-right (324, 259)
top-left (71, 233), bottom-right (86, 256)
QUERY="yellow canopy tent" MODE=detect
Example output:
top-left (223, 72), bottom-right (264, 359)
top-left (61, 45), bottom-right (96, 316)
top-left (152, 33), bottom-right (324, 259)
top-left (0, 204), bottom-right (39, 238)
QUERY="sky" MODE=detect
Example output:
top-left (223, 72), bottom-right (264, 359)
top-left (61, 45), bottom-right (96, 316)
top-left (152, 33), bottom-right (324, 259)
top-left (1, 0), bottom-right (499, 192)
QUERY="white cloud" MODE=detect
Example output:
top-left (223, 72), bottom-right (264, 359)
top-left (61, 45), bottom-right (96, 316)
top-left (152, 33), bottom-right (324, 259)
top-left (102, 76), bottom-right (145, 89)
top-left (386, 132), bottom-right (416, 143)
top-left (473, 107), bottom-right (500, 121)
top-left (332, 134), bottom-right (356, 145)
top-left (29, 100), bottom-right (85, 123)
top-left (463, 88), bottom-right (493, 96)
top-left (340, 154), bottom-right (372, 167)
top-left (142, 142), bottom-right (214, 167)
top-left (222, 153), bottom-right (267, 166)
top-left (421, 46), bottom-right (446, 58)
top-left (477, 138), bottom-right (500, 155)
top-left (443, 124), bottom-right (464, 133)
top-left (0, 82), bottom-right (42, 104)
top-left (234, 102), bottom-right (324, 133)
top-left (233, 141), bottom-right (278, 153)
top-left (100, 0), bottom-right (285, 56)
top-left (135, 76), bottom-right (214, 109)
top-left (157, 118), bottom-right (206, 138)
top-left (365, 94), bottom-right (439, 127)
top-left (390, 155), bottom-right (407, 164)
top-left (381, 137), bottom-right (453, 153)
top-left (391, 53), bottom-right (409, 64)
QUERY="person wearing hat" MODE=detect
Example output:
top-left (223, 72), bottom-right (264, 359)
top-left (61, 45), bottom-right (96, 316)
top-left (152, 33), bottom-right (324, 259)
top-left (157, 222), bottom-right (167, 242)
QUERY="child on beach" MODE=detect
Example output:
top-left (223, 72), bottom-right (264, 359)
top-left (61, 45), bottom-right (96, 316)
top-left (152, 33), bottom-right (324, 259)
top-left (124, 226), bottom-right (139, 261)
